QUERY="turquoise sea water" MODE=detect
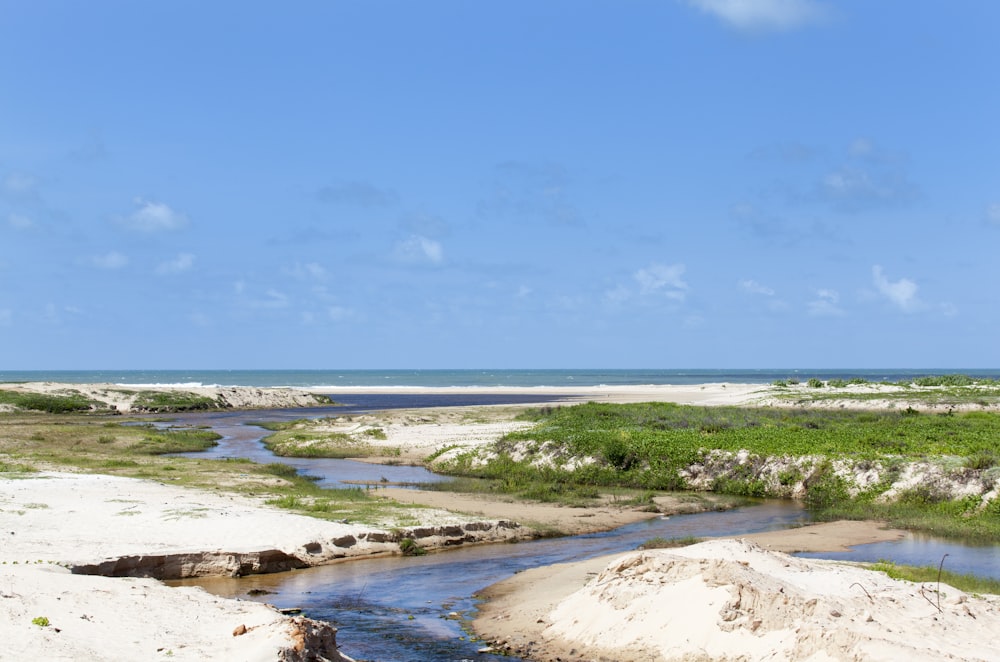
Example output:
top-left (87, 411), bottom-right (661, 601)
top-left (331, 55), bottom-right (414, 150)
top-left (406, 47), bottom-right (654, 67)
top-left (2, 368), bottom-right (999, 387)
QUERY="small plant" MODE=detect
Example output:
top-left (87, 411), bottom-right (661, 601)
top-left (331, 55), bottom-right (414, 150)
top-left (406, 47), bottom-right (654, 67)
top-left (965, 450), bottom-right (999, 470)
top-left (807, 378), bottom-right (824, 388)
top-left (638, 536), bottom-right (702, 549)
top-left (32, 616), bottom-right (50, 627)
top-left (772, 379), bottom-right (788, 388)
top-left (398, 538), bottom-right (427, 556)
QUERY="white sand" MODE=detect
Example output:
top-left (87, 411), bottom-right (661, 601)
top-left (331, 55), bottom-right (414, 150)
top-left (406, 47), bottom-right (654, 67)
top-left (0, 472), bottom-right (407, 661)
top-left (476, 539), bottom-right (1000, 662)
top-left (2, 565), bottom-right (329, 662)
top-left (0, 472), bottom-right (385, 567)
top-left (311, 382), bottom-right (769, 406)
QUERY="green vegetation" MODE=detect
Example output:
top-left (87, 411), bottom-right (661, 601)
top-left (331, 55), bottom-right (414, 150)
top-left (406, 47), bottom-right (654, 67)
top-left (0, 412), bottom-right (416, 526)
top-left (132, 391), bottom-right (219, 412)
top-left (419, 474), bottom-right (604, 506)
top-left (130, 428), bottom-right (221, 454)
top-left (259, 419), bottom-right (397, 459)
top-left (868, 559), bottom-right (1000, 596)
top-left (638, 536), bottom-right (702, 550)
top-left (0, 390), bottom-right (97, 413)
top-left (771, 374), bottom-right (1000, 408)
top-left (31, 616), bottom-right (50, 627)
top-left (0, 460), bottom-right (36, 472)
top-left (398, 538), bottom-right (427, 556)
top-left (264, 429), bottom-right (374, 458)
top-left (431, 399), bottom-right (1000, 540)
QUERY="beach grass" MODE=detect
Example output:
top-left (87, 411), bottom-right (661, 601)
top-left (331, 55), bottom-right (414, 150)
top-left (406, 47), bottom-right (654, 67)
top-left (0, 412), bottom-right (419, 526)
top-left (0, 390), bottom-right (99, 414)
top-left (867, 559), bottom-right (1000, 596)
top-left (258, 419), bottom-right (400, 459)
top-left (433, 400), bottom-right (1000, 541)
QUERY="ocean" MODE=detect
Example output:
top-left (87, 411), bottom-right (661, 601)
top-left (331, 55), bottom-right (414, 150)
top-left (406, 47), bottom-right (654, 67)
top-left (1, 368), bottom-right (998, 388)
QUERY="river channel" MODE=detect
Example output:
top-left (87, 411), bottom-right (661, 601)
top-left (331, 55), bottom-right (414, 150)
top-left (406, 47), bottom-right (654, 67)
top-left (167, 393), bottom-right (1000, 662)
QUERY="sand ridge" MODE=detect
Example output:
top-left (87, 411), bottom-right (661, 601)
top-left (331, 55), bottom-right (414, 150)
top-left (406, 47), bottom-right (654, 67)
top-left (476, 539), bottom-right (1000, 662)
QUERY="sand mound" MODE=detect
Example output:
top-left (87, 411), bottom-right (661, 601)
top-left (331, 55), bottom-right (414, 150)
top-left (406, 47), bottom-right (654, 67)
top-left (487, 539), bottom-right (1000, 661)
top-left (1, 564), bottom-right (345, 662)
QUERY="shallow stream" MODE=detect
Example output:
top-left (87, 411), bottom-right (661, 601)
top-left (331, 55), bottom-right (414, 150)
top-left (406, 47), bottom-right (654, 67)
top-left (167, 394), bottom-right (1000, 662)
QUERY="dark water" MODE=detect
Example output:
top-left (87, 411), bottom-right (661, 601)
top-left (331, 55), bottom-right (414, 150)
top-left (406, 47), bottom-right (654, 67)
top-left (6, 367), bottom-right (1000, 387)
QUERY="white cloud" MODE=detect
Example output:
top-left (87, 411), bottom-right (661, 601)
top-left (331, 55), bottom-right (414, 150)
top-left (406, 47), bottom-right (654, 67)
top-left (7, 213), bottom-right (33, 229)
top-left (986, 203), bottom-right (1000, 225)
top-left (89, 251), bottom-right (129, 269)
top-left (820, 168), bottom-right (916, 211)
top-left (256, 289), bottom-right (289, 309)
top-left (685, 0), bottom-right (829, 32)
top-left (807, 289), bottom-right (844, 316)
top-left (872, 265), bottom-right (920, 312)
top-left (635, 263), bottom-right (688, 300)
top-left (119, 197), bottom-right (189, 232)
top-left (848, 138), bottom-right (873, 158)
top-left (189, 312), bottom-right (212, 327)
top-left (317, 181), bottom-right (398, 207)
top-left (739, 279), bottom-right (775, 296)
top-left (393, 235), bottom-right (444, 265)
top-left (606, 262), bottom-right (688, 305)
top-left (156, 253), bottom-right (195, 275)
top-left (285, 262), bottom-right (328, 280)
top-left (2, 172), bottom-right (39, 196)
top-left (328, 306), bottom-right (355, 321)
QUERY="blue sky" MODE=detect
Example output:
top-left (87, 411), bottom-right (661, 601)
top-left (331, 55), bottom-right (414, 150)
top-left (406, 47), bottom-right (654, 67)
top-left (1, 1), bottom-right (997, 369)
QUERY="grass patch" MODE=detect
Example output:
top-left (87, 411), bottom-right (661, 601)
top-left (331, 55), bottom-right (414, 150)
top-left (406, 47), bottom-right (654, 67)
top-left (398, 538), bottom-right (427, 556)
top-left (129, 428), bottom-right (221, 455)
top-left (132, 391), bottom-right (219, 413)
top-left (429, 400), bottom-right (1000, 541)
top-left (867, 559), bottom-right (1000, 595)
top-left (0, 390), bottom-right (97, 413)
top-left (0, 412), bottom-right (414, 526)
top-left (638, 536), bottom-right (703, 550)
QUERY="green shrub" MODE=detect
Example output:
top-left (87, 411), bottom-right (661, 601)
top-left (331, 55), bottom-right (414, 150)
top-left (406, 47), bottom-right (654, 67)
top-left (803, 462), bottom-right (849, 510)
top-left (0, 391), bottom-right (94, 413)
top-left (398, 538), bottom-right (427, 556)
top-left (638, 536), bottom-right (702, 550)
top-left (133, 391), bottom-right (218, 412)
top-left (807, 378), bottom-right (824, 388)
top-left (965, 450), bottom-right (999, 470)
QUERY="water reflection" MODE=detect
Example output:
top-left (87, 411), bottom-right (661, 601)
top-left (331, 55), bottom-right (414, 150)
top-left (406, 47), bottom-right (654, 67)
top-left (177, 502), bottom-right (808, 662)
top-left (799, 532), bottom-right (1000, 580)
